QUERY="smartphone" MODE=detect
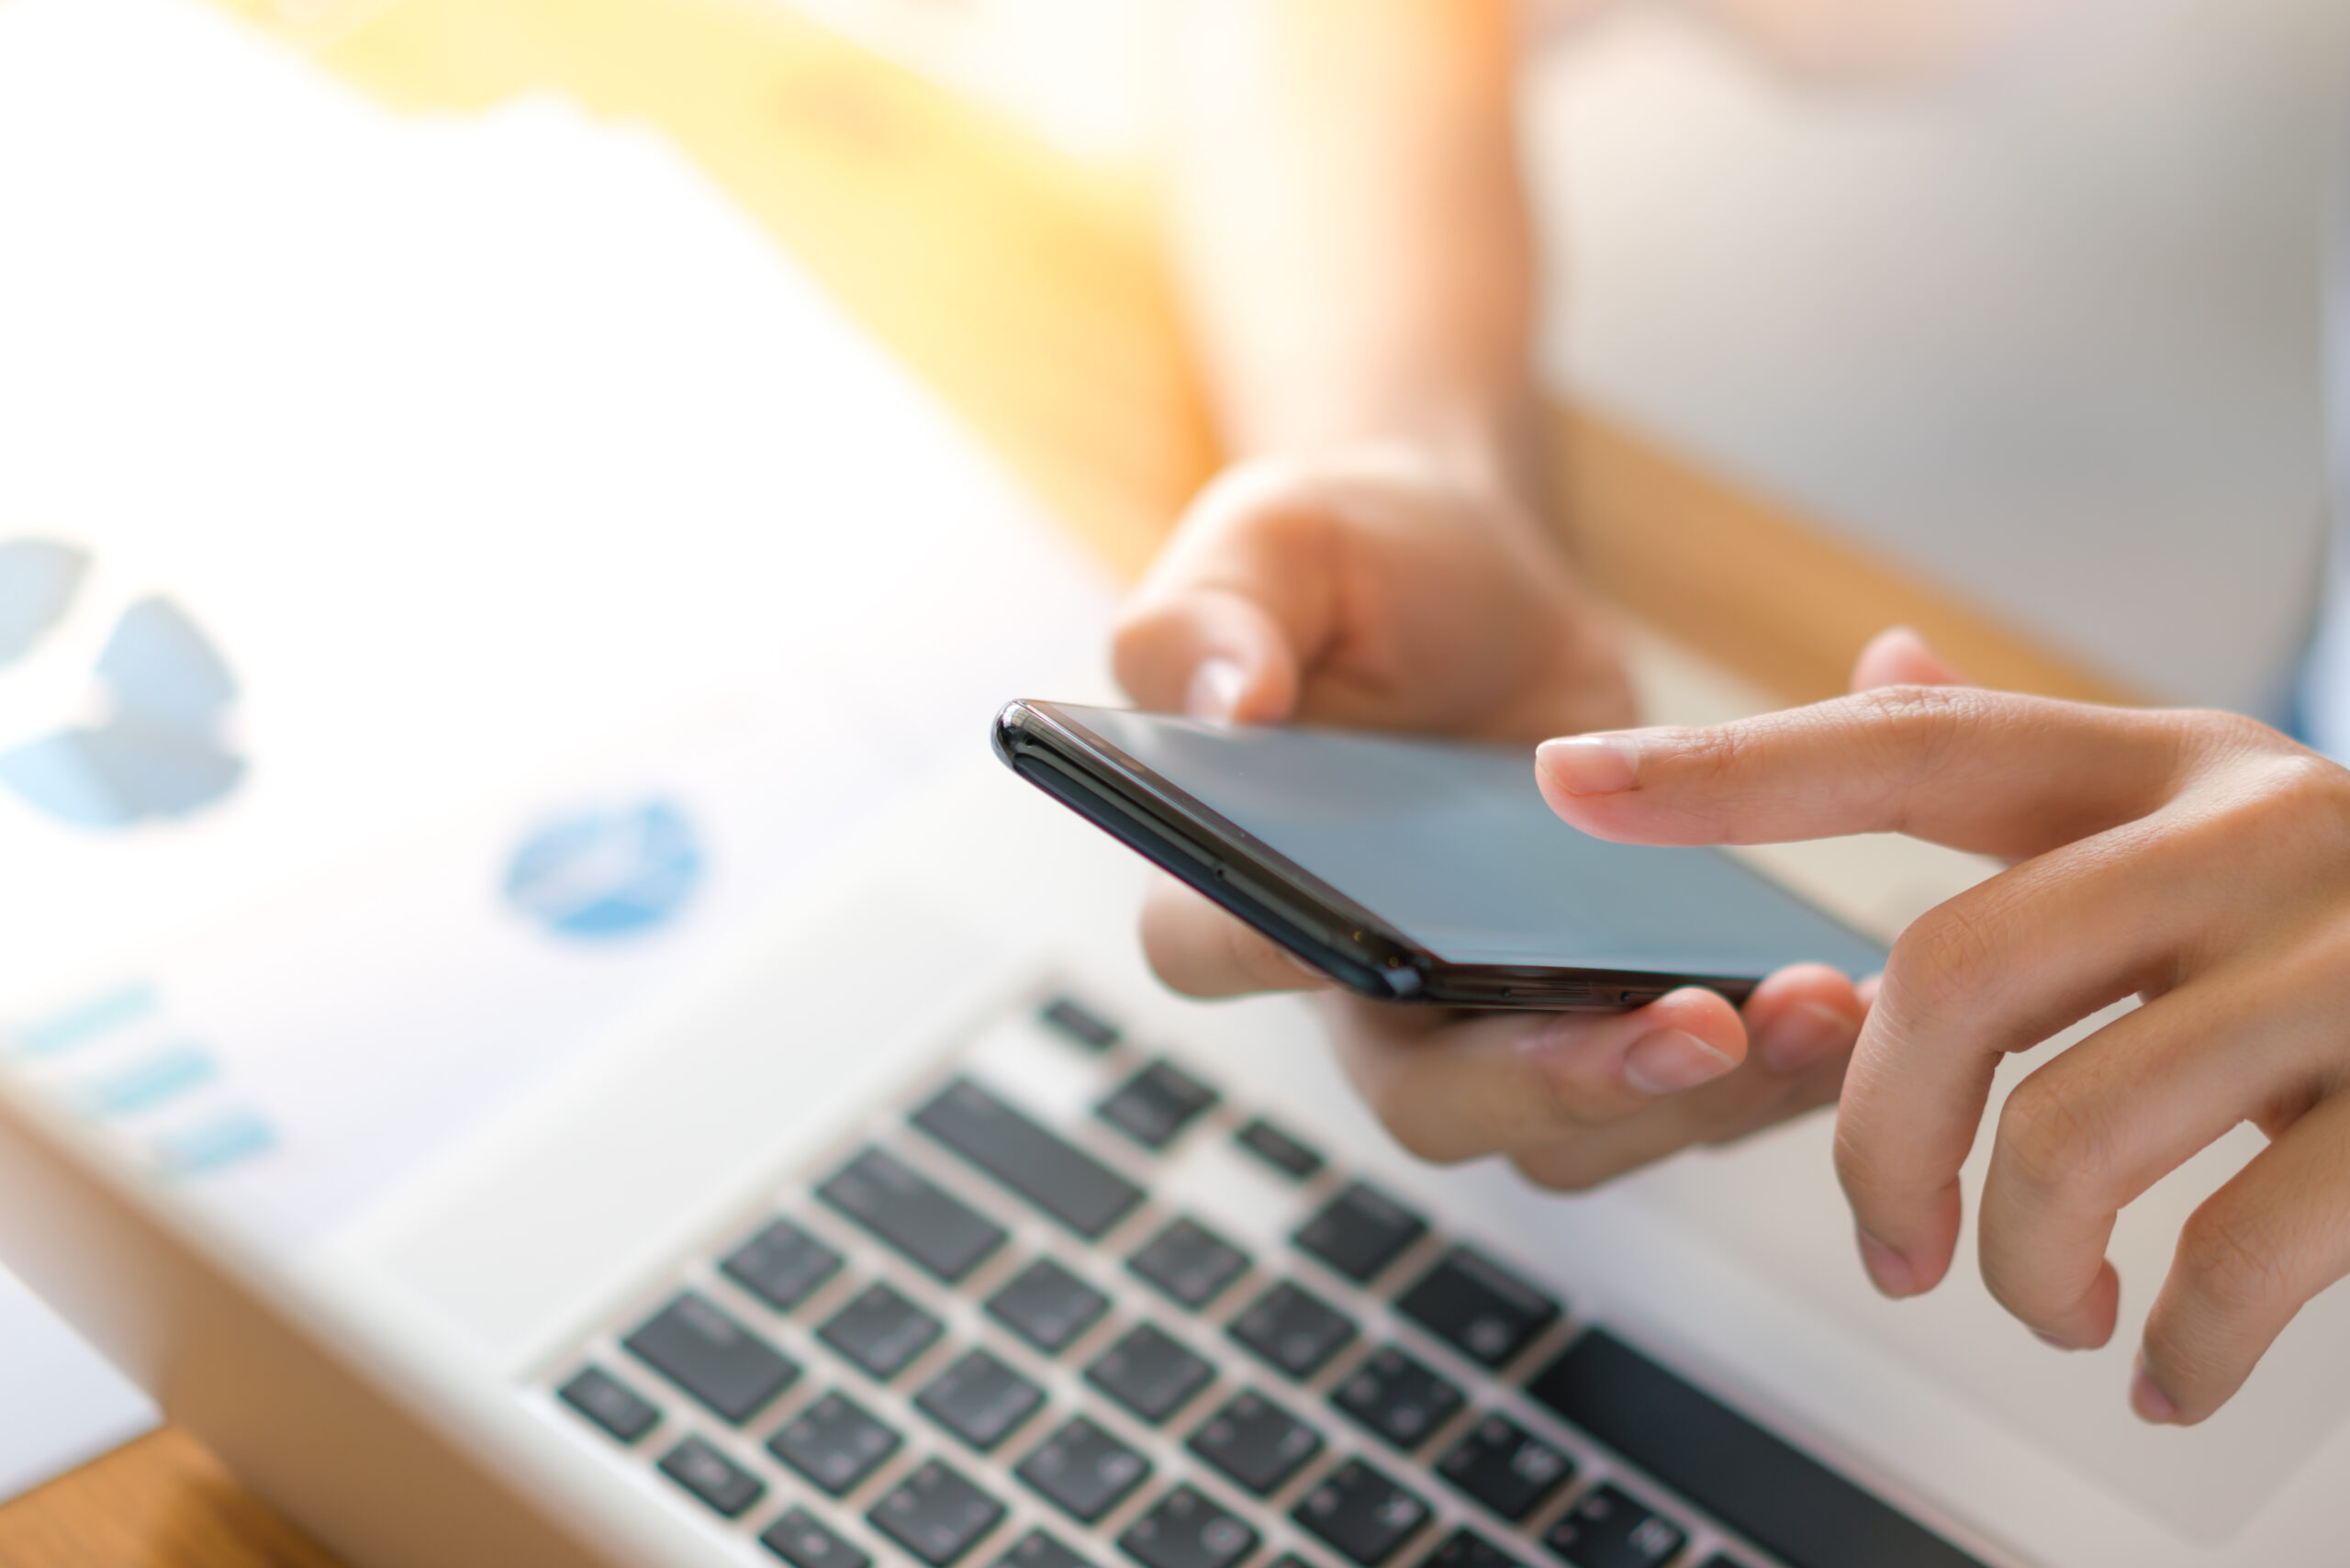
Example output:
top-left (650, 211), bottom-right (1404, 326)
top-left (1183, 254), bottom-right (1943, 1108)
top-left (993, 700), bottom-right (1886, 1010)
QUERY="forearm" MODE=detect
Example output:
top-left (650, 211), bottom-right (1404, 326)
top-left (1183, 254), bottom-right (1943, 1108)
top-left (1169, 0), bottom-right (1549, 511)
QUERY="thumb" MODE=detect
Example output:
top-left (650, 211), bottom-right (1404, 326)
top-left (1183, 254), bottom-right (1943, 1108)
top-left (1114, 586), bottom-right (1300, 722)
top-left (1113, 460), bottom-right (1358, 724)
top-left (1852, 625), bottom-right (1968, 692)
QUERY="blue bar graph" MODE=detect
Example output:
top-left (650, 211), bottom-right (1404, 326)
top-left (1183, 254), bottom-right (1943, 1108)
top-left (77, 1047), bottom-right (217, 1117)
top-left (7, 984), bottom-right (158, 1059)
top-left (152, 1111), bottom-right (274, 1178)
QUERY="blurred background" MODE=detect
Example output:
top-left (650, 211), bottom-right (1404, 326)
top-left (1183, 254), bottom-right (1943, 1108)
top-left (709, 0), bottom-right (2350, 712)
top-left (1531, 0), bottom-right (2350, 715)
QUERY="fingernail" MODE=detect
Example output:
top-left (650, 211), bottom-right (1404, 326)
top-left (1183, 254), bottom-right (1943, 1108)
top-left (1857, 1230), bottom-right (1917, 1297)
top-left (1185, 657), bottom-right (1248, 722)
top-left (1620, 1028), bottom-right (1736, 1096)
top-left (1756, 1001), bottom-right (1855, 1073)
top-left (2032, 1328), bottom-right (2076, 1351)
top-left (1536, 734), bottom-right (1641, 796)
top-left (2130, 1357), bottom-right (2180, 1425)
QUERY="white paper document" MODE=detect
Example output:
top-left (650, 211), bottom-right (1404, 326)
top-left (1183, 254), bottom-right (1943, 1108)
top-left (0, 0), bottom-right (1114, 1497)
top-left (0, 1262), bottom-right (154, 1504)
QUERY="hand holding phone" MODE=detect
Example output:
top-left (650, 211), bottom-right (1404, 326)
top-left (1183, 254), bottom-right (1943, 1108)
top-left (1109, 452), bottom-right (1637, 739)
top-left (996, 699), bottom-right (1880, 1187)
top-left (1082, 457), bottom-right (1897, 1190)
top-left (997, 701), bottom-right (1884, 1005)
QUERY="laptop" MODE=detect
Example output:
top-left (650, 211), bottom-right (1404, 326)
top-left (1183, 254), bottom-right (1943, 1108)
top-left (2, 649), bottom-right (2348, 1568)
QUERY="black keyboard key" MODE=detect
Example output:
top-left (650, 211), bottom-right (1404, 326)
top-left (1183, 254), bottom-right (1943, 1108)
top-left (820, 1148), bottom-right (1008, 1283)
top-left (870, 1459), bottom-right (1008, 1567)
top-left (1119, 1484), bottom-right (1259, 1568)
top-left (1234, 1118), bottom-right (1323, 1180)
top-left (557, 1364), bottom-right (659, 1444)
top-left (1527, 1330), bottom-right (1989, 1568)
top-left (1293, 1458), bottom-right (1434, 1566)
top-left (1186, 1390), bottom-right (1325, 1495)
top-left (917, 1349), bottom-right (1048, 1452)
top-left (722, 1219), bottom-right (845, 1314)
top-left (1228, 1281), bottom-right (1357, 1380)
top-left (1128, 1217), bottom-right (1249, 1310)
top-left (625, 1292), bottom-right (800, 1424)
top-left (1395, 1248), bottom-right (1561, 1369)
top-left (1332, 1346), bottom-right (1465, 1451)
top-left (765, 1506), bottom-right (874, 1568)
top-left (1436, 1415), bottom-right (1572, 1523)
top-left (657, 1435), bottom-right (765, 1518)
top-left (768, 1390), bottom-right (903, 1495)
top-left (1541, 1485), bottom-right (1686, 1568)
top-left (1001, 1530), bottom-right (1092, 1568)
top-left (1294, 1183), bottom-right (1427, 1283)
top-left (1420, 1529), bottom-right (1528, 1568)
top-left (1040, 996), bottom-right (1121, 1051)
top-left (820, 1281), bottom-right (945, 1381)
top-left (1016, 1415), bottom-right (1152, 1523)
top-left (988, 1258), bottom-right (1112, 1354)
top-left (915, 1079), bottom-right (1146, 1239)
top-left (1097, 1060), bottom-right (1220, 1150)
top-left (1086, 1323), bottom-right (1215, 1425)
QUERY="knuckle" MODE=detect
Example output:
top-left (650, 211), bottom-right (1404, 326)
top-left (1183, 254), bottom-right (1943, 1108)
top-left (1380, 1112), bottom-right (1459, 1166)
top-left (1830, 1094), bottom-right (1929, 1225)
top-left (1362, 1073), bottom-right (1466, 1166)
top-left (2135, 1314), bottom-right (2204, 1397)
top-left (1841, 685), bottom-right (2008, 828)
top-left (1882, 898), bottom-right (2000, 1022)
top-left (1180, 459), bottom-right (1300, 532)
top-left (1830, 1115), bottom-right (1892, 1212)
top-left (1644, 723), bottom-right (1762, 836)
top-left (2177, 706), bottom-right (2293, 768)
top-left (1138, 944), bottom-right (1216, 999)
top-left (1220, 919), bottom-right (1281, 988)
top-left (1524, 1043), bottom-right (1629, 1134)
top-left (1136, 893), bottom-right (1229, 997)
top-left (1510, 1147), bottom-right (1612, 1195)
top-left (1847, 681), bottom-right (1975, 727)
top-left (1144, 964), bottom-right (1218, 1001)
top-left (1848, 680), bottom-right (1978, 748)
top-left (1187, 462), bottom-right (1337, 547)
top-left (1995, 1076), bottom-right (2115, 1203)
top-left (1668, 722), bottom-right (1750, 790)
top-left (2232, 752), bottom-right (2350, 850)
top-left (2175, 1206), bottom-right (2295, 1318)
top-left (2119, 746), bottom-right (2350, 913)
top-left (1108, 610), bottom-right (1175, 686)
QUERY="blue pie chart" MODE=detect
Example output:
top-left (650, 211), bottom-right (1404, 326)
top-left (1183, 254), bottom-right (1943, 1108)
top-left (504, 800), bottom-right (703, 940)
top-left (0, 539), bottom-right (247, 831)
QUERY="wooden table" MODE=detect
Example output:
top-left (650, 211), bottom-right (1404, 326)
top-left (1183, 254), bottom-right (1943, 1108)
top-left (0, 0), bottom-right (2130, 1562)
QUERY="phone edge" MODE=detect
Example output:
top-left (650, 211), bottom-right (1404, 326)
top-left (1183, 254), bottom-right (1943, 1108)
top-left (992, 700), bottom-right (1800, 1011)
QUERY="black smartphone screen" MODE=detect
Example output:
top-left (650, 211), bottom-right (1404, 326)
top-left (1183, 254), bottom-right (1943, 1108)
top-left (1003, 701), bottom-right (1885, 998)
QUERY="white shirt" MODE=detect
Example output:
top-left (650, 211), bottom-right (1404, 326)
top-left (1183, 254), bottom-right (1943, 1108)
top-left (1522, 0), bottom-right (2083, 78)
top-left (1516, 0), bottom-right (2344, 722)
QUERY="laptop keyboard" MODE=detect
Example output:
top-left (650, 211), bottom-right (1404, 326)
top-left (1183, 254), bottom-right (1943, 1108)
top-left (539, 991), bottom-right (1993, 1568)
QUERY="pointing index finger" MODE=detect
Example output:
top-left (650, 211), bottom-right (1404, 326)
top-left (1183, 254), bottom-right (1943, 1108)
top-left (1535, 686), bottom-right (2196, 862)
